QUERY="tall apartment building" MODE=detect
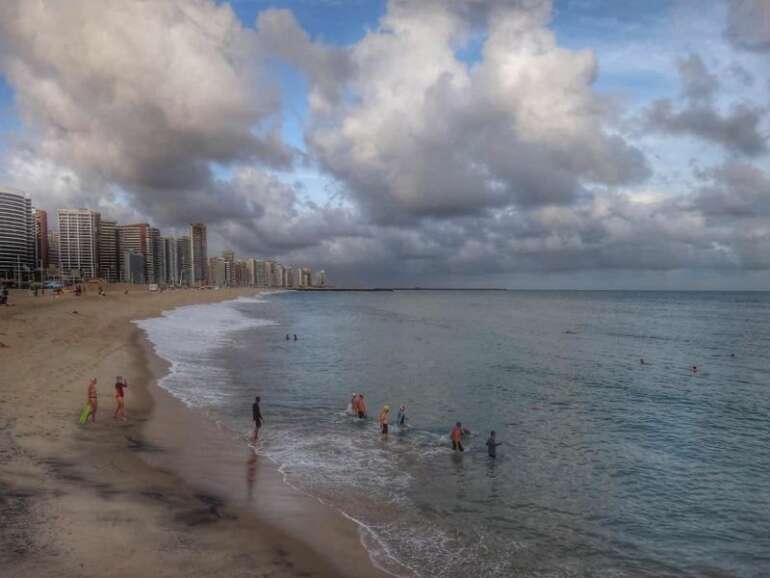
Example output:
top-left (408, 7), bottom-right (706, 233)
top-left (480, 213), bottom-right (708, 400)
top-left (118, 224), bottom-right (149, 284)
top-left (254, 260), bottom-right (271, 287)
top-left (301, 267), bottom-right (312, 288)
top-left (149, 227), bottom-right (161, 285)
top-left (33, 209), bottom-right (48, 270)
top-left (190, 223), bottom-right (207, 285)
top-left (161, 237), bottom-right (179, 286)
top-left (315, 270), bottom-right (327, 288)
top-left (58, 208), bottom-right (101, 280)
top-left (98, 219), bottom-right (119, 282)
top-left (272, 262), bottom-right (285, 288)
top-left (47, 231), bottom-right (59, 272)
top-left (208, 256), bottom-right (227, 287)
top-left (0, 188), bottom-right (35, 281)
top-left (177, 235), bottom-right (191, 286)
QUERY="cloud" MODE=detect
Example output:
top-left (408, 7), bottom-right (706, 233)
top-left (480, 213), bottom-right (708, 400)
top-left (724, 0), bottom-right (770, 52)
top-left (302, 0), bottom-right (649, 224)
top-left (0, 0), bottom-right (292, 207)
top-left (677, 54), bottom-right (719, 102)
top-left (642, 53), bottom-right (767, 156)
top-left (695, 161), bottom-right (770, 217)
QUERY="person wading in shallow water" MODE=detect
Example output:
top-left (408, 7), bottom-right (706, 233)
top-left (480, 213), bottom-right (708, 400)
top-left (451, 422), bottom-right (468, 452)
top-left (486, 431), bottom-right (503, 458)
top-left (252, 396), bottom-right (263, 442)
top-left (379, 405), bottom-right (390, 435)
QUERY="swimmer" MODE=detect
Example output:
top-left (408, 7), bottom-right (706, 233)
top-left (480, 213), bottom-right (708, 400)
top-left (692, 365), bottom-right (698, 374)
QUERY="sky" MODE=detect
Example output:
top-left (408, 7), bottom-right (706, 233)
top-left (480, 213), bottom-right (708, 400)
top-left (0, 0), bottom-right (768, 289)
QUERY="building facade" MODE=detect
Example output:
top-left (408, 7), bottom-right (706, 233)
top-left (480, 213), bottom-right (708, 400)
top-left (98, 219), bottom-right (119, 282)
top-left (190, 223), bottom-right (208, 285)
top-left (0, 188), bottom-right (35, 281)
top-left (58, 208), bottom-right (101, 280)
top-left (47, 231), bottom-right (59, 273)
top-left (33, 209), bottom-right (48, 270)
top-left (177, 235), bottom-right (191, 286)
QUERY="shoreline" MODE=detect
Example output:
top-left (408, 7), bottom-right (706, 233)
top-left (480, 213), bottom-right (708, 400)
top-left (0, 286), bottom-right (389, 578)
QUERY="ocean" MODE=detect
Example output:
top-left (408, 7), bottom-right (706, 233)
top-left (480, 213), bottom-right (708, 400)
top-left (137, 290), bottom-right (770, 578)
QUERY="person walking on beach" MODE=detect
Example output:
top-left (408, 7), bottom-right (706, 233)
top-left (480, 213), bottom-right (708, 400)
top-left (113, 376), bottom-right (128, 420)
top-left (397, 405), bottom-right (407, 428)
top-left (86, 378), bottom-right (98, 423)
top-left (450, 422), bottom-right (466, 452)
top-left (486, 431), bottom-right (503, 458)
top-left (379, 405), bottom-right (390, 435)
top-left (252, 396), bottom-right (263, 442)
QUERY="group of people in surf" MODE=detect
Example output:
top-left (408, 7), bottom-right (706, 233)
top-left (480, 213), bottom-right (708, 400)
top-left (347, 393), bottom-right (503, 457)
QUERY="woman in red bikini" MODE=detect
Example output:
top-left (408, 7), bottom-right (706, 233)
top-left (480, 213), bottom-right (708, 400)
top-left (114, 376), bottom-right (128, 420)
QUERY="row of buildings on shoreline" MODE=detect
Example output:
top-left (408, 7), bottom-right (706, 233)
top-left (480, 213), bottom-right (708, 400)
top-left (0, 188), bottom-right (327, 289)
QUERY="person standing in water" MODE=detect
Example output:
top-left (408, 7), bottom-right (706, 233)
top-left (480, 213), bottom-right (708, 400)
top-left (379, 405), bottom-right (390, 434)
top-left (397, 405), bottom-right (407, 428)
top-left (252, 396), bottom-right (263, 442)
top-left (86, 378), bottom-right (98, 423)
top-left (450, 422), bottom-right (466, 452)
top-left (486, 431), bottom-right (503, 458)
top-left (113, 376), bottom-right (128, 420)
top-left (356, 394), bottom-right (368, 418)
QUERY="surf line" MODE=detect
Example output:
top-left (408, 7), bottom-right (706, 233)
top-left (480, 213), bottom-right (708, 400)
top-left (249, 443), bottom-right (416, 578)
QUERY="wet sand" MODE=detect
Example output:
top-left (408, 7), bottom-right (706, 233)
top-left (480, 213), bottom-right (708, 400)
top-left (0, 285), bottom-right (389, 578)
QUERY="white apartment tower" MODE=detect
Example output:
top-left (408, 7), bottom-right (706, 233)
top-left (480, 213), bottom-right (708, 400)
top-left (57, 208), bottom-right (101, 280)
top-left (0, 188), bottom-right (35, 281)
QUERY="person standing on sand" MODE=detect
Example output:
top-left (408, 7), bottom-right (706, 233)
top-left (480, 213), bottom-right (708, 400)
top-left (252, 396), bottom-right (263, 442)
top-left (87, 378), bottom-right (98, 423)
top-left (113, 376), bottom-right (128, 420)
top-left (379, 405), bottom-right (390, 435)
top-left (450, 422), bottom-right (467, 452)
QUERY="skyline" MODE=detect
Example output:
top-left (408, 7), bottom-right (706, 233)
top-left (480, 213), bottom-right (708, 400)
top-left (1, 1), bottom-right (769, 289)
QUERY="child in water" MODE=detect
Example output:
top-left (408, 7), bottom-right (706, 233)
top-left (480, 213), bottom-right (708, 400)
top-left (486, 431), bottom-right (503, 458)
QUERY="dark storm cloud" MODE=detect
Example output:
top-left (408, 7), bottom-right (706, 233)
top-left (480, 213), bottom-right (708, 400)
top-left (724, 0), bottom-right (770, 52)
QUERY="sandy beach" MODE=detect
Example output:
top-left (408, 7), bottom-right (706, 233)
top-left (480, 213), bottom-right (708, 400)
top-left (0, 286), bottom-right (389, 578)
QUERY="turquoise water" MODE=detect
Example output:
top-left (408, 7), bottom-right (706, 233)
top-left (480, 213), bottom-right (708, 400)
top-left (142, 291), bottom-right (770, 577)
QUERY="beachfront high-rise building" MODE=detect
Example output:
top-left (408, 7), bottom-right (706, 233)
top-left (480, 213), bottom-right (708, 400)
top-left (118, 224), bottom-right (150, 284)
top-left (190, 223), bottom-right (207, 285)
top-left (0, 188), bottom-right (35, 281)
top-left (57, 208), bottom-right (101, 280)
top-left (47, 231), bottom-right (59, 273)
top-left (33, 209), bottom-right (48, 270)
top-left (208, 256), bottom-right (227, 287)
top-left (123, 252), bottom-right (145, 284)
top-left (160, 237), bottom-right (179, 286)
top-left (148, 227), bottom-right (161, 285)
top-left (301, 267), bottom-right (312, 288)
top-left (315, 270), bottom-right (327, 288)
top-left (177, 235), bottom-right (191, 286)
top-left (98, 219), bottom-right (119, 282)
top-left (271, 262), bottom-right (285, 288)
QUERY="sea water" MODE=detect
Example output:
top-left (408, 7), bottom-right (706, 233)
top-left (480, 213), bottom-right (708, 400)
top-left (137, 291), bottom-right (770, 577)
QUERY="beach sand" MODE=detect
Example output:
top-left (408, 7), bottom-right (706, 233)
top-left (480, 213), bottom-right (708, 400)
top-left (0, 286), bottom-right (390, 578)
